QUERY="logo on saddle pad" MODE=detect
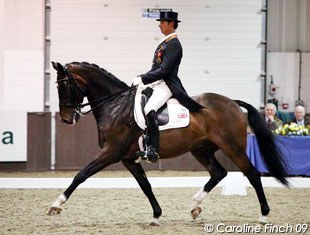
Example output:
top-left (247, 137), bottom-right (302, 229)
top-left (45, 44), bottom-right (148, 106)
top-left (134, 86), bottom-right (190, 131)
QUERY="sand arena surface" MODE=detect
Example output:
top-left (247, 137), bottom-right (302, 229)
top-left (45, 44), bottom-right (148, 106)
top-left (0, 171), bottom-right (309, 235)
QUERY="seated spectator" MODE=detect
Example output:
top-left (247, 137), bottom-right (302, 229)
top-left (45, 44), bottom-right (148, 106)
top-left (263, 103), bottom-right (283, 131)
top-left (291, 105), bottom-right (310, 127)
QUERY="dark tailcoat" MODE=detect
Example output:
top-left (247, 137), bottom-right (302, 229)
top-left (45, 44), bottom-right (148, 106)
top-left (141, 36), bottom-right (203, 112)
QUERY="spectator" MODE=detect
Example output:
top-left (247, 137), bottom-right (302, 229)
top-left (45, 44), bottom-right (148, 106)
top-left (263, 103), bottom-right (283, 131)
top-left (291, 105), bottom-right (310, 127)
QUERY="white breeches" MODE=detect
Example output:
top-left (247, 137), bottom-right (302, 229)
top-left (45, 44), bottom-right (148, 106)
top-left (144, 80), bottom-right (173, 115)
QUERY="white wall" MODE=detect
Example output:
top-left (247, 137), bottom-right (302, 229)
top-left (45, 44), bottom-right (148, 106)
top-left (50, 0), bottom-right (263, 111)
top-left (0, 0), bottom-right (44, 161)
top-left (268, 0), bottom-right (310, 52)
top-left (0, 0), bottom-right (44, 112)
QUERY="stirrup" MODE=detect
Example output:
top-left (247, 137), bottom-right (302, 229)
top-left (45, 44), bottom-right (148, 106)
top-left (137, 146), bottom-right (159, 163)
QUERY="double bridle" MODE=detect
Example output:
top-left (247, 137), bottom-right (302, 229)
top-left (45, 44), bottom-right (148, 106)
top-left (57, 65), bottom-right (135, 116)
top-left (56, 65), bottom-right (85, 116)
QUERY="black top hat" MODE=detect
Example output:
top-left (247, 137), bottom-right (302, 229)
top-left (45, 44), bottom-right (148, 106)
top-left (156, 11), bottom-right (181, 23)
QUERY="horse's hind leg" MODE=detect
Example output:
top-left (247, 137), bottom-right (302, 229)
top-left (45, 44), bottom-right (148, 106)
top-left (190, 146), bottom-right (227, 220)
top-left (224, 149), bottom-right (270, 223)
top-left (122, 159), bottom-right (162, 226)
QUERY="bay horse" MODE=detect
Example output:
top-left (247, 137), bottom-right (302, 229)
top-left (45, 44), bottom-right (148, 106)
top-left (48, 61), bottom-right (289, 225)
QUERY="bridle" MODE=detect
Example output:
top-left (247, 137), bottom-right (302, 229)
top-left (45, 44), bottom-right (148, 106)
top-left (56, 65), bottom-right (136, 116)
top-left (56, 65), bottom-right (84, 116)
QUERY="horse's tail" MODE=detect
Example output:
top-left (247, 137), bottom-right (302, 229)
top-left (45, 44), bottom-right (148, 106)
top-left (234, 100), bottom-right (289, 186)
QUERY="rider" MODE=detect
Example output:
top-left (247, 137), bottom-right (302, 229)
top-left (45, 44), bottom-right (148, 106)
top-left (133, 11), bottom-right (204, 162)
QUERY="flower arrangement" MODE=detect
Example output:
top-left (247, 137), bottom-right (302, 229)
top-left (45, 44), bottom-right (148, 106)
top-left (274, 123), bottom-right (309, 136)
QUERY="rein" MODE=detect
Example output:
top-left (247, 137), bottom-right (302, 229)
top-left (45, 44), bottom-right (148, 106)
top-left (77, 86), bottom-right (135, 115)
top-left (60, 65), bottom-right (135, 116)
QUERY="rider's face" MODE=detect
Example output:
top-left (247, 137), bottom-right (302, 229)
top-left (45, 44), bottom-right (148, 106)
top-left (158, 20), bottom-right (175, 36)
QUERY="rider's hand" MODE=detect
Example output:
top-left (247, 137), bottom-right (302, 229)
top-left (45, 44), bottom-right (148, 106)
top-left (132, 76), bottom-right (142, 86)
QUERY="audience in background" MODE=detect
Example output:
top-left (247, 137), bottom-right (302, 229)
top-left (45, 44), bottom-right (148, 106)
top-left (291, 105), bottom-right (310, 127)
top-left (263, 103), bottom-right (283, 131)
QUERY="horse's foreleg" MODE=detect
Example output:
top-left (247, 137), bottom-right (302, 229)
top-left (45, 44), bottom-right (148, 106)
top-left (190, 148), bottom-right (227, 220)
top-left (122, 159), bottom-right (162, 226)
top-left (47, 157), bottom-right (114, 215)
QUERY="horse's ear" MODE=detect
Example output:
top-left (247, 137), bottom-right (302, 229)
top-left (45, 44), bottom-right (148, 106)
top-left (52, 61), bottom-right (65, 75)
top-left (51, 61), bottom-right (58, 71)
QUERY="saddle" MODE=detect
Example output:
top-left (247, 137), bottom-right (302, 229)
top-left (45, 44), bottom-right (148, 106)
top-left (134, 84), bottom-right (190, 131)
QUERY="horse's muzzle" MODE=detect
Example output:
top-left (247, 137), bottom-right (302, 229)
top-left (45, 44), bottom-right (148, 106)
top-left (61, 118), bottom-right (74, 125)
top-left (60, 112), bottom-right (80, 125)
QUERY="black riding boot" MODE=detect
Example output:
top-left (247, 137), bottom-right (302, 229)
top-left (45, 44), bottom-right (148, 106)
top-left (138, 110), bottom-right (160, 163)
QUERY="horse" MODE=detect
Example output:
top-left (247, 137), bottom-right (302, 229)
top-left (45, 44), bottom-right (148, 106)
top-left (48, 61), bottom-right (289, 225)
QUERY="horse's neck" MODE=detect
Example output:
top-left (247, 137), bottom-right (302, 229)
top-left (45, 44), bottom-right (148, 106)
top-left (88, 79), bottom-right (122, 98)
top-left (88, 87), bottom-right (136, 148)
top-left (85, 72), bottom-right (126, 109)
top-left (89, 87), bottom-right (136, 126)
top-left (77, 66), bottom-right (132, 124)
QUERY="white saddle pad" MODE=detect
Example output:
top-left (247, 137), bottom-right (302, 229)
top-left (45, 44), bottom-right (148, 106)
top-left (134, 84), bottom-right (190, 131)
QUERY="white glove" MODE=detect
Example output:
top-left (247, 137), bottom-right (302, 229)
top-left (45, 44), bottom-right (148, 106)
top-left (132, 76), bottom-right (142, 86)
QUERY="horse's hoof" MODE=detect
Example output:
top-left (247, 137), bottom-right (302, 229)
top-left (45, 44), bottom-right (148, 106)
top-left (149, 221), bottom-right (160, 226)
top-left (191, 207), bottom-right (202, 220)
top-left (47, 207), bottom-right (62, 215)
top-left (149, 218), bottom-right (160, 226)
top-left (258, 215), bottom-right (267, 224)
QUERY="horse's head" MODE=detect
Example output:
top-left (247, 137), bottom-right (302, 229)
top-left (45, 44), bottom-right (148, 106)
top-left (52, 62), bottom-right (85, 124)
